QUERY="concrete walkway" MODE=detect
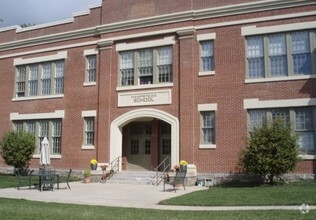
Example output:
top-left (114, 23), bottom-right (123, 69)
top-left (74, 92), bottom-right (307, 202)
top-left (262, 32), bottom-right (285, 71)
top-left (0, 181), bottom-right (315, 211)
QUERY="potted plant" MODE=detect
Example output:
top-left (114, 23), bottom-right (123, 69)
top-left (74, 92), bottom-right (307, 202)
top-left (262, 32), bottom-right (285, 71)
top-left (179, 160), bottom-right (188, 172)
top-left (90, 159), bottom-right (98, 170)
top-left (83, 169), bottom-right (91, 183)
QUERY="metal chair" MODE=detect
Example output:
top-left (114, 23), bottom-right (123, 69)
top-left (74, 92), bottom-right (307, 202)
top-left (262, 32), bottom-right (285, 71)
top-left (16, 168), bottom-right (34, 190)
top-left (40, 170), bottom-right (55, 191)
top-left (163, 170), bottom-right (187, 192)
top-left (57, 169), bottom-right (72, 190)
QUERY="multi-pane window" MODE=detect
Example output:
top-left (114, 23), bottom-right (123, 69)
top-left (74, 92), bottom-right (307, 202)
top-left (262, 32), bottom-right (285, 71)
top-left (269, 34), bottom-right (287, 77)
top-left (201, 111), bottom-right (215, 144)
top-left (157, 47), bottom-right (173, 83)
top-left (162, 139), bottom-right (171, 155)
top-left (13, 119), bottom-right (62, 155)
top-left (16, 66), bottom-right (26, 97)
top-left (120, 51), bottom-right (134, 86)
top-left (84, 117), bottom-right (94, 146)
top-left (144, 140), bottom-right (151, 155)
top-left (247, 36), bottom-right (264, 78)
top-left (200, 41), bottom-right (214, 72)
top-left (55, 61), bottom-right (64, 94)
top-left (29, 65), bottom-right (38, 96)
top-left (130, 139), bottom-right (139, 155)
top-left (52, 121), bottom-right (62, 154)
top-left (42, 63), bottom-right (52, 95)
top-left (296, 108), bottom-right (314, 154)
top-left (120, 46), bottom-right (172, 86)
top-left (86, 55), bottom-right (96, 82)
top-left (291, 31), bottom-right (311, 75)
top-left (246, 30), bottom-right (316, 79)
top-left (248, 108), bottom-right (315, 154)
top-left (15, 60), bottom-right (65, 98)
top-left (139, 49), bottom-right (153, 84)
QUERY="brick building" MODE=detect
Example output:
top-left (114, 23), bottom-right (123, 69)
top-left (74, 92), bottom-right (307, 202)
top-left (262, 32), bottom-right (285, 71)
top-left (0, 0), bottom-right (315, 178)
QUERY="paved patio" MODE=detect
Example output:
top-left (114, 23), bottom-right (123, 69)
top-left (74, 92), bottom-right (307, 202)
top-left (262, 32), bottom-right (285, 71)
top-left (0, 181), bottom-right (315, 211)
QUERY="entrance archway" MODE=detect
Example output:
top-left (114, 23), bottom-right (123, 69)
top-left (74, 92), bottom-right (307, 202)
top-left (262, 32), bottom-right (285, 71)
top-left (110, 109), bottom-right (179, 171)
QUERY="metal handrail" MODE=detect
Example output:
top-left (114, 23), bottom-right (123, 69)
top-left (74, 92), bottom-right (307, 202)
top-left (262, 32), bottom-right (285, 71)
top-left (148, 156), bottom-right (171, 186)
top-left (108, 156), bottom-right (121, 180)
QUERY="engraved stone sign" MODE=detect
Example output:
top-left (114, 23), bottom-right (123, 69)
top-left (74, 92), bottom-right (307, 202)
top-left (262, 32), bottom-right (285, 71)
top-left (118, 89), bottom-right (171, 107)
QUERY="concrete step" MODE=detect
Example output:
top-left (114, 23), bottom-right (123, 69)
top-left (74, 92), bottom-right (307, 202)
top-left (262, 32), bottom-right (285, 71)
top-left (106, 171), bottom-right (162, 185)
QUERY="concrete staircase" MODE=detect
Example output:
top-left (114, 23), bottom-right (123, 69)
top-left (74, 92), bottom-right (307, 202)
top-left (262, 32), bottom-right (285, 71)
top-left (106, 171), bottom-right (161, 185)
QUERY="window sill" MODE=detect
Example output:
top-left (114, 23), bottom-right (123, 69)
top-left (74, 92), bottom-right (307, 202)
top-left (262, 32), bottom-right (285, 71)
top-left (116, 83), bottom-right (173, 91)
top-left (82, 145), bottom-right (95, 150)
top-left (245, 74), bottom-right (316, 84)
top-left (299, 154), bottom-right (316, 160)
top-left (83, 82), bottom-right (96, 87)
top-left (199, 144), bottom-right (216, 149)
top-left (198, 71), bottom-right (215, 76)
top-left (33, 154), bottom-right (62, 159)
top-left (12, 94), bottom-right (64, 102)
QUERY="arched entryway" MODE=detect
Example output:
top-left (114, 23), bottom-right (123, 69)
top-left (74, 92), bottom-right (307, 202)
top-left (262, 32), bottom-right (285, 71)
top-left (110, 109), bottom-right (179, 171)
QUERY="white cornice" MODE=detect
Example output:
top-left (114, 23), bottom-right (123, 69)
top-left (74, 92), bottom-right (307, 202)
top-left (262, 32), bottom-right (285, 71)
top-left (0, 0), bottom-right (315, 53)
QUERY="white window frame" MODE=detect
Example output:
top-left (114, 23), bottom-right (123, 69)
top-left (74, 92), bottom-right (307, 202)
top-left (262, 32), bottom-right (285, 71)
top-left (83, 49), bottom-right (98, 86)
top-left (244, 98), bottom-right (316, 159)
top-left (197, 33), bottom-right (216, 76)
top-left (116, 36), bottom-right (175, 91)
top-left (10, 110), bottom-right (65, 159)
top-left (81, 110), bottom-right (97, 150)
top-left (198, 103), bottom-right (217, 149)
top-left (13, 51), bottom-right (67, 101)
top-left (242, 22), bottom-right (316, 83)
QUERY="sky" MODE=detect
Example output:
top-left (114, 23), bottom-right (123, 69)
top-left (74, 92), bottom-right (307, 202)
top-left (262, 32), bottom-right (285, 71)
top-left (0, 0), bottom-right (102, 28)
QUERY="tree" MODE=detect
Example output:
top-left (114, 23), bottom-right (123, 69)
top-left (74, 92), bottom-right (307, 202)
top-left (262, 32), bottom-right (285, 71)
top-left (239, 119), bottom-right (300, 185)
top-left (0, 131), bottom-right (35, 170)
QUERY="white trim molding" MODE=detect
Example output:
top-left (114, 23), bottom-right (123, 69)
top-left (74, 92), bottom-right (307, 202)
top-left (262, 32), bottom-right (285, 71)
top-left (110, 108), bottom-right (179, 171)
top-left (13, 51), bottom-right (67, 66)
top-left (10, 110), bottom-right (65, 120)
top-left (81, 110), bottom-right (97, 117)
top-left (198, 103), bottom-right (218, 111)
top-left (245, 75), bottom-right (316, 84)
top-left (116, 36), bottom-right (175, 51)
top-left (241, 20), bottom-right (316, 36)
top-left (84, 48), bottom-right (99, 56)
top-left (198, 103), bottom-right (217, 149)
top-left (243, 98), bottom-right (316, 110)
top-left (197, 33), bottom-right (216, 41)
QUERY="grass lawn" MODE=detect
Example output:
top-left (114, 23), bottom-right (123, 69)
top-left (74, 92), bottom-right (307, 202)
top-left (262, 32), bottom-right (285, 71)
top-left (159, 181), bottom-right (316, 206)
top-left (0, 198), bottom-right (315, 220)
top-left (0, 173), bottom-right (79, 189)
top-left (0, 174), bottom-right (315, 219)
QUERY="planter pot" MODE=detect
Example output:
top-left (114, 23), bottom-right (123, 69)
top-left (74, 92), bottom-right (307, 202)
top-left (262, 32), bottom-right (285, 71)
top-left (180, 165), bottom-right (187, 172)
top-left (91, 163), bottom-right (97, 170)
top-left (83, 176), bottom-right (91, 183)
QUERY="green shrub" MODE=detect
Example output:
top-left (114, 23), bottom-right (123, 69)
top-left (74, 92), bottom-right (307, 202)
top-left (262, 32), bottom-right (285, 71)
top-left (239, 119), bottom-right (300, 185)
top-left (0, 131), bottom-right (35, 169)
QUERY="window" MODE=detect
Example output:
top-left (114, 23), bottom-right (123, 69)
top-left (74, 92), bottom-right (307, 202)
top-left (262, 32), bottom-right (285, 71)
top-left (246, 30), bottom-right (316, 79)
top-left (200, 41), bottom-right (214, 72)
top-left (247, 36), bottom-right (264, 79)
top-left (15, 60), bottom-right (65, 98)
top-left (130, 139), bottom-right (139, 155)
top-left (13, 119), bottom-right (62, 155)
top-left (84, 117), bottom-right (94, 146)
top-left (201, 111), bottom-right (215, 145)
top-left (119, 46), bottom-right (172, 86)
top-left (291, 31), bottom-right (311, 75)
top-left (86, 55), bottom-right (96, 82)
top-left (248, 108), bottom-right (316, 155)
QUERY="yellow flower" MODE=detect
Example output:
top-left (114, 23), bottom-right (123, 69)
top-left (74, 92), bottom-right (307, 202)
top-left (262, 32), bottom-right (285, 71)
top-left (90, 159), bottom-right (98, 165)
top-left (179, 160), bottom-right (188, 166)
